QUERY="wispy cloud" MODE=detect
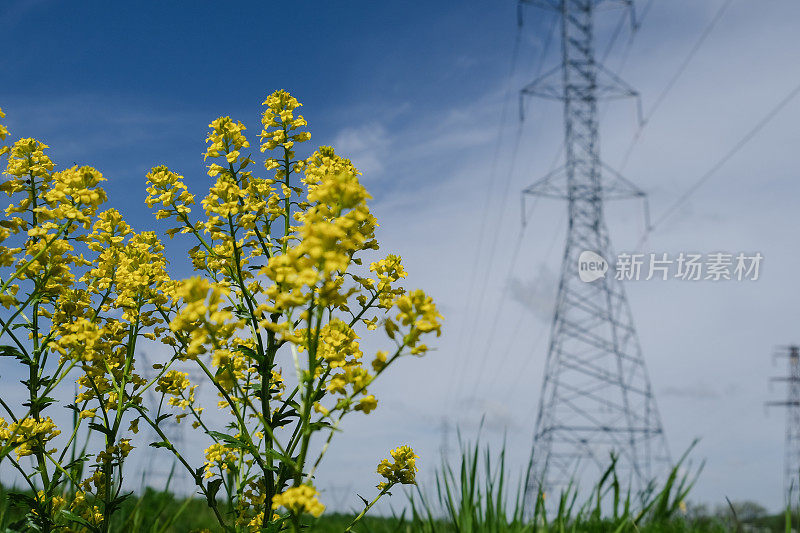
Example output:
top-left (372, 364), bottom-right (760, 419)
top-left (332, 122), bottom-right (391, 177)
top-left (507, 266), bottom-right (558, 322)
top-left (661, 382), bottom-right (720, 400)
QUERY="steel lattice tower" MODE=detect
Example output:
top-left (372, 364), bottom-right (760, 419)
top-left (519, 0), bottom-right (670, 502)
top-left (767, 345), bottom-right (800, 507)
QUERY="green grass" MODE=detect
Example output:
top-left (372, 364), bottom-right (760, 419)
top-left (0, 438), bottom-right (795, 532)
top-left (394, 434), bottom-right (795, 533)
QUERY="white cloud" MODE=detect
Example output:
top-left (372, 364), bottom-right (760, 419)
top-left (332, 122), bottom-right (391, 176)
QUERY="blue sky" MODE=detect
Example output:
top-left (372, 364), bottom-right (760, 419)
top-left (1, 0), bottom-right (518, 211)
top-left (2, 0), bottom-right (800, 515)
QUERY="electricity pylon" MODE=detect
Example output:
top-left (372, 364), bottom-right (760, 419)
top-left (136, 351), bottom-right (205, 492)
top-left (519, 0), bottom-right (670, 504)
top-left (767, 345), bottom-right (800, 507)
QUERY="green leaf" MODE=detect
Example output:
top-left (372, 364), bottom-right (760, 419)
top-left (206, 478), bottom-right (223, 507)
top-left (7, 492), bottom-right (36, 509)
top-left (87, 422), bottom-right (112, 436)
top-left (59, 510), bottom-right (96, 531)
top-left (261, 447), bottom-right (294, 464)
top-left (308, 421), bottom-right (333, 432)
top-left (0, 345), bottom-right (31, 365)
top-left (30, 396), bottom-right (56, 410)
top-left (106, 491), bottom-right (134, 515)
top-left (149, 441), bottom-right (172, 450)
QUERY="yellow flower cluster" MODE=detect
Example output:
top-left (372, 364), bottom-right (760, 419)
top-left (42, 166), bottom-right (107, 227)
top-left (258, 148), bottom-right (378, 320)
top-left (377, 445), bottom-right (419, 490)
top-left (50, 317), bottom-right (104, 363)
top-left (203, 443), bottom-right (238, 479)
top-left (299, 172), bottom-right (377, 271)
top-left (312, 320), bottom-right (377, 414)
top-left (234, 478), bottom-right (276, 531)
top-left (387, 289), bottom-right (442, 355)
top-left (107, 230), bottom-right (171, 321)
top-left (156, 370), bottom-right (191, 396)
top-left (69, 489), bottom-right (104, 528)
top-left (3, 138), bottom-right (54, 197)
top-left (169, 277), bottom-right (241, 360)
top-left (145, 165), bottom-right (195, 226)
top-left (316, 319), bottom-right (362, 369)
top-left (17, 233), bottom-right (76, 296)
top-left (205, 116), bottom-right (250, 163)
top-left (369, 255), bottom-right (408, 308)
top-left (156, 369), bottom-right (199, 420)
top-left (271, 484), bottom-right (325, 518)
top-left (0, 416), bottom-right (61, 459)
top-left (260, 90), bottom-right (310, 161)
top-left (35, 489), bottom-right (66, 512)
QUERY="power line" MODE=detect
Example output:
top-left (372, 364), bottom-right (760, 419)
top-left (446, 16), bottom-right (524, 408)
top-left (447, 11), bottom-right (557, 408)
top-left (619, 0), bottom-right (735, 171)
top-left (448, 118), bottom-right (526, 407)
top-left (464, 210), bottom-right (529, 401)
top-left (636, 77), bottom-right (800, 249)
top-left (600, 6), bottom-right (629, 64)
top-left (465, 127), bottom-right (566, 403)
top-left (488, 210), bottom-right (566, 400)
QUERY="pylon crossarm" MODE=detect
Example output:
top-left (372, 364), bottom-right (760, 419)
top-left (600, 161), bottom-right (645, 200)
top-left (521, 65), bottom-right (564, 101)
top-left (523, 165), bottom-right (569, 199)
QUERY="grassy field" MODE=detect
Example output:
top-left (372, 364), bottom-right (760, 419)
top-left (0, 488), bottom-right (790, 532)
top-left (0, 439), bottom-right (794, 532)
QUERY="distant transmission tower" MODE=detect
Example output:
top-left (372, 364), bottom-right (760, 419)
top-left (767, 345), bottom-right (800, 507)
top-left (137, 351), bottom-right (206, 492)
top-left (519, 0), bottom-right (670, 502)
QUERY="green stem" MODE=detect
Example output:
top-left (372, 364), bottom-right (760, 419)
top-left (137, 408), bottom-right (231, 532)
top-left (344, 486), bottom-right (392, 532)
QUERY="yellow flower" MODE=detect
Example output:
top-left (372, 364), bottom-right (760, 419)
top-left (118, 438), bottom-right (134, 457)
top-left (316, 319), bottom-right (362, 368)
top-left (0, 417), bottom-right (61, 459)
top-left (145, 166), bottom-right (194, 228)
top-left (156, 370), bottom-right (191, 396)
top-left (372, 350), bottom-right (388, 372)
top-left (370, 254), bottom-right (407, 308)
top-left (392, 289), bottom-right (442, 354)
top-left (169, 277), bottom-right (240, 360)
top-left (0, 106), bottom-right (8, 147)
top-left (354, 395), bottom-right (378, 414)
top-left (377, 445), bottom-right (419, 490)
top-left (203, 443), bottom-right (238, 479)
top-left (271, 484), bottom-right (325, 518)
top-left (43, 165), bottom-right (108, 227)
top-left (260, 90), bottom-right (310, 162)
top-left (205, 116), bottom-right (249, 163)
